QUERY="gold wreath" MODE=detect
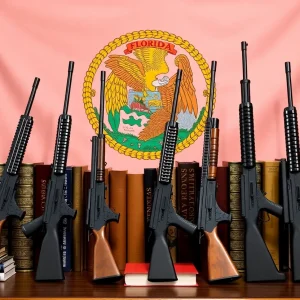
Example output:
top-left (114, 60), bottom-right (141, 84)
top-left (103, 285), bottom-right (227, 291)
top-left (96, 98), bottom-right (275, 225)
top-left (82, 30), bottom-right (215, 160)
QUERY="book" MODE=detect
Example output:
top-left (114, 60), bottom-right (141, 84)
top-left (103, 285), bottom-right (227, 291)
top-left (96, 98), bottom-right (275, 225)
top-left (124, 263), bottom-right (198, 286)
top-left (262, 161), bottom-right (280, 269)
top-left (0, 261), bottom-right (15, 273)
top-left (175, 162), bottom-right (199, 264)
top-left (109, 170), bottom-right (128, 273)
top-left (10, 164), bottom-right (35, 272)
top-left (59, 167), bottom-right (73, 272)
top-left (72, 166), bottom-right (88, 272)
top-left (143, 168), bottom-right (157, 262)
top-left (127, 174), bottom-right (145, 263)
top-left (0, 268), bottom-right (16, 281)
top-left (0, 256), bottom-right (14, 269)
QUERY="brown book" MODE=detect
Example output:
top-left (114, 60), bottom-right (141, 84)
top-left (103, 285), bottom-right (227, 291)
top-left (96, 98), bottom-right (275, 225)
top-left (262, 161), bottom-right (280, 268)
top-left (109, 170), bottom-right (127, 273)
top-left (33, 164), bottom-right (52, 269)
top-left (127, 174), bottom-right (145, 262)
top-left (223, 161), bottom-right (262, 273)
top-left (72, 165), bottom-right (88, 272)
top-left (175, 162), bottom-right (199, 263)
top-left (216, 166), bottom-right (230, 252)
top-left (10, 164), bottom-right (35, 272)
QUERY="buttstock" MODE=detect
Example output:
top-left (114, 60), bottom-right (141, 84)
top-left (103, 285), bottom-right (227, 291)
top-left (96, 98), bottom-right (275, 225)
top-left (0, 220), bottom-right (6, 236)
top-left (205, 228), bottom-right (240, 282)
top-left (92, 227), bottom-right (122, 282)
top-left (35, 224), bottom-right (64, 281)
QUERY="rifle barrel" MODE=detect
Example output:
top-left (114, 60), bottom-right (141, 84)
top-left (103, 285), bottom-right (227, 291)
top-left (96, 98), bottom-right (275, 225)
top-left (170, 69), bottom-right (182, 125)
top-left (99, 71), bottom-right (106, 136)
top-left (285, 62), bottom-right (293, 108)
top-left (24, 77), bottom-right (40, 116)
top-left (241, 41), bottom-right (248, 81)
top-left (208, 61), bottom-right (217, 118)
top-left (63, 61), bottom-right (74, 115)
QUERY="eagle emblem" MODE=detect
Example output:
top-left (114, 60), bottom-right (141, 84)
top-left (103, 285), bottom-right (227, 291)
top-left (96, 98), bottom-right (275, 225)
top-left (83, 30), bottom-right (215, 160)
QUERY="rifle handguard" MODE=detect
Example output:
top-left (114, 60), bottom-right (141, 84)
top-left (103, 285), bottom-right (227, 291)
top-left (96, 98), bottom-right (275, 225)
top-left (158, 122), bottom-right (178, 184)
top-left (239, 103), bottom-right (256, 168)
top-left (53, 115), bottom-right (72, 175)
top-left (284, 107), bottom-right (300, 173)
top-left (208, 119), bottom-right (219, 180)
top-left (7, 116), bottom-right (33, 175)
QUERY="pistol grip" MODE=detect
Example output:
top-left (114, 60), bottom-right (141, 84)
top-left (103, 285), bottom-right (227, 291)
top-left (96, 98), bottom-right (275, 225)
top-left (8, 198), bottom-right (25, 220)
top-left (92, 227), bottom-right (122, 282)
top-left (36, 224), bottom-right (64, 281)
top-left (105, 207), bottom-right (120, 224)
top-left (245, 220), bottom-right (285, 282)
top-left (61, 202), bottom-right (77, 220)
top-left (148, 231), bottom-right (177, 282)
top-left (204, 228), bottom-right (240, 282)
top-left (22, 215), bottom-right (44, 238)
top-left (259, 194), bottom-right (283, 217)
top-left (172, 213), bottom-right (197, 235)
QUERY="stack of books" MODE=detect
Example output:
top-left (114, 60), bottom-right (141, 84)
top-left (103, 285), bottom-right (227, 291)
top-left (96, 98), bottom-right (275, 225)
top-left (0, 247), bottom-right (15, 281)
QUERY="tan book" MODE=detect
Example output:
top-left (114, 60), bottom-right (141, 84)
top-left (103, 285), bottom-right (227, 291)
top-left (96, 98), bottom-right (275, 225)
top-left (127, 174), bottom-right (145, 263)
top-left (109, 170), bottom-right (127, 273)
top-left (168, 167), bottom-right (177, 263)
top-left (72, 165), bottom-right (88, 272)
top-left (262, 161), bottom-right (280, 268)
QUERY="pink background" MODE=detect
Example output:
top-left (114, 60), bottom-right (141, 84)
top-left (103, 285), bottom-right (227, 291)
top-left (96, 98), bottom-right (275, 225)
top-left (1, 0), bottom-right (300, 173)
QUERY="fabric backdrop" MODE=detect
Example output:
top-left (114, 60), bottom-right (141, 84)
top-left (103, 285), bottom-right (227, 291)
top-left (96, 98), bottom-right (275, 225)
top-left (1, 0), bottom-right (300, 173)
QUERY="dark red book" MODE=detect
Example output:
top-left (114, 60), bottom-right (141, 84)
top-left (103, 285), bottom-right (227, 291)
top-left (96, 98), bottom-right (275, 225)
top-left (124, 263), bottom-right (198, 286)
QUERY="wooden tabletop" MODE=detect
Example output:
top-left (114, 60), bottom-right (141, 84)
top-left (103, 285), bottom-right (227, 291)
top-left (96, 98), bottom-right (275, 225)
top-left (0, 271), bottom-right (300, 299)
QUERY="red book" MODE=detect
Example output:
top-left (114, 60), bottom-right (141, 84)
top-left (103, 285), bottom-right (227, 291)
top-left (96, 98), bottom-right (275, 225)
top-left (124, 263), bottom-right (198, 286)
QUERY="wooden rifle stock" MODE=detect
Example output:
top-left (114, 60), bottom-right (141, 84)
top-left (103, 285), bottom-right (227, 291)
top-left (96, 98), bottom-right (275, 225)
top-left (205, 228), bottom-right (239, 282)
top-left (0, 220), bottom-right (5, 236)
top-left (91, 226), bottom-right (122, 282)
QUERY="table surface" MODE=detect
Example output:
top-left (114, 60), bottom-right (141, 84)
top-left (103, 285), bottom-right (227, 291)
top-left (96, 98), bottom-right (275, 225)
top-left (1, 271), bottom-right (300, 299)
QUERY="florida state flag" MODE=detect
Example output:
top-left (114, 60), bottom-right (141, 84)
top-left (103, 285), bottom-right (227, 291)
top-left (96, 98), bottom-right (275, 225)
top-left (1, 0), bottom-right (300, 172)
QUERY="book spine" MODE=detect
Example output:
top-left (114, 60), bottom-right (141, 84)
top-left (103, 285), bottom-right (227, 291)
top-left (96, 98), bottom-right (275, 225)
top-left (143, 168), bottom-right (157, 262)
top-left (10, 164), bottom-right (34, 272)
top-left (228, 162), bottom-right (244, 272)
top-left (33, 164), bottom-right (52, 269)
top-left (216, 166), bottom-right (230, 251)
top-left (109, 170), bottom-right (127, 273)
top-left (262, 161), bottom-right (280, 268)
top-left (72, 166), bottom-right (88, 272)
top-left (0, 165), bottom-right (8, 254)
top-left (176, 162), bottom-right (199, 263)
top-left (228, 162), bottom-right (262, 273)
top-left (168, 167), bottom-right (177, 263)
top-left (127, 174), bottom-right (145, 262)
top-left (60, 167), bottom-right (73, 272)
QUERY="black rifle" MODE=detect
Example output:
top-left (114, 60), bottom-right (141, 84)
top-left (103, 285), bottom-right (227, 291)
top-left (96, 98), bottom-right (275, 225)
top-left (148, 69), bottom-right (197, 282)
top-left (86, 71), bottom-right (122, 282)
top-left (0, 78), bottom-right (40, 233)
top-left (279, 62), bottom-right (300, 282)
top-left (197, 61), bottom-right (240, 282)
top-left (239, 41), bottom-right (285, 282)
top-left (22, 61), bottom-right (76, 281)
